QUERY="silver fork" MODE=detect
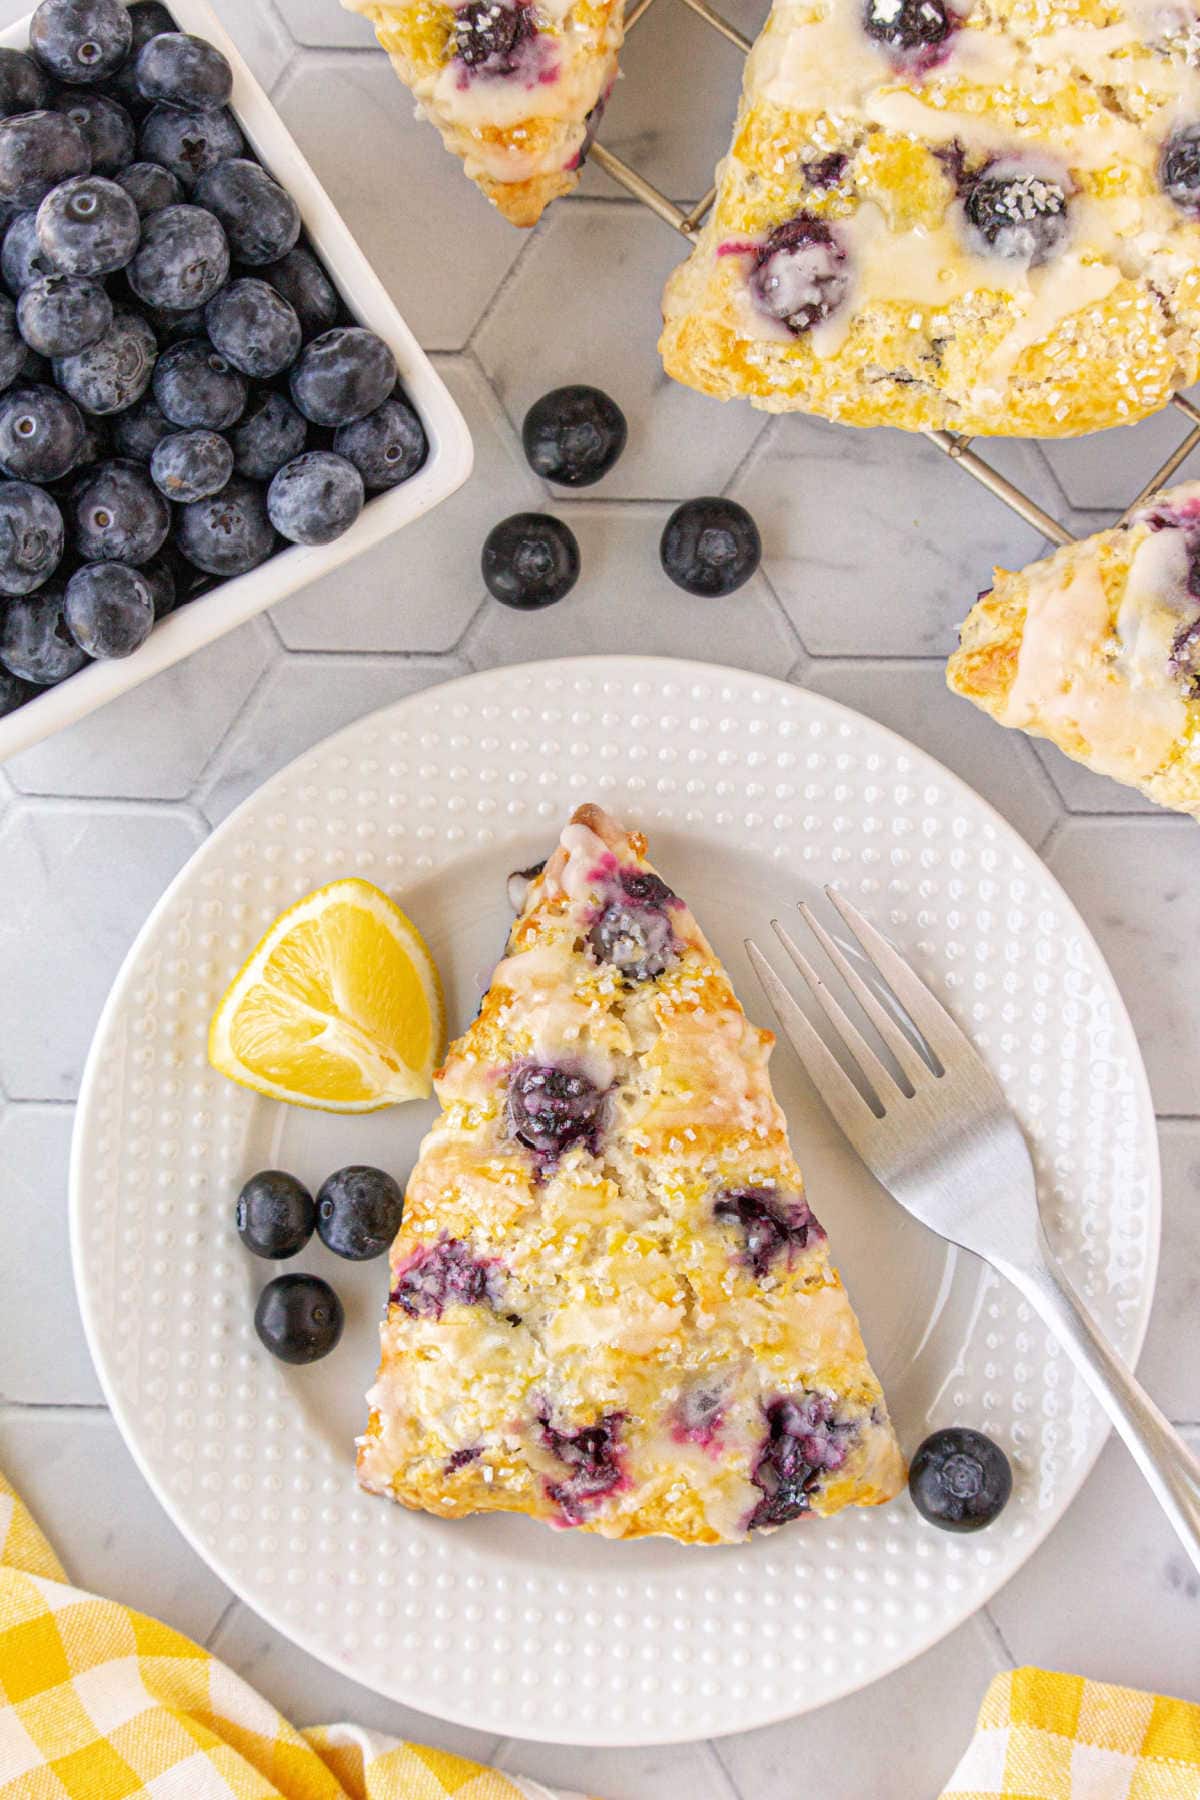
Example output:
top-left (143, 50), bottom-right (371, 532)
top-left (747, 890), bottom-right (1200, 1575)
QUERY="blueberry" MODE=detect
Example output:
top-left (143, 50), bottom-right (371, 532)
top-left (254, 1272), bottom-right (344, 1365)
top-left (267, 450), bottom-right (363, 546)
top-left (482, 512), bottom-right (579, 609)
top-left (750, 213), bottom-right (849, 334)
top-left (0, 290), bottom-right (24, 385)
top-left (138, 103), bottom-right (243, 190)
top-left (135, 32), bottom-right (233, 113)
top-left (541, 1412), bottom-right (626, 1523)
top-left (0, 49), bottom-right (51, 119)
top-left (0, 111), bottom-right (91, 211)
top-left (454, 0), bottom-right (535, 69)
top-left (37, 175), bottom-right (140, 276)
top-left (748, 1394), bottom-right (852, 1529)
top-left (52, 90), bottom-right (136, 175)
top-left (102, 0), bottom-right (175, 115)
top-left (151, 427), bottom-right (232, 502)
top-left (909, 1427), bottom-right (1012, 1531)
top-left (108, 388), bottom-right (171, 458)
top-left (139, 549), bottom-right (176, 617)
top-left (714, 1186), bottom-right (824, 1278)
top-left (194, 158), bottom-right (300, 266)
top-left (0, 662), bottom-right (35, 715)
top-left (964, 163), bottom-right (1069, 264)
top-left (66, 407), bottom-right (108, 471)
top-left (30, 0), bottom-right (132, 85)
top-left (587, 870), bottom-right (678, 981)
top-left (315, 1165), bottom-right (405, 1262)
top-left (660, 497), bottom-right (761, 597)
top-left (863, 0), bottom-right (951, 51)
top-left (235, 1169), bottom-right (316, 1260)
top-left (153, 335), bottom-right (245, 429)
top-left (205, 277), bottom-right (301, 378)
top-left (55, 307), bottom-right (157, 413)
top-left (258, 244), bottom-right (338, 341)
top-left (143, 298), bottom-right (206, 344)
top-left (0, 582), bottom-right (85, 679)
top-left (0, 383), bottom-right (85, 480)
top-left (1161, 124), bottom-right (1200, 211)
top-left (0, 482), bottom-right (63, 594)
top-left (289, 326), bottom-right (397, 427)
top-left (2, 211), bottom-right (55, 295)
top-left (230, 387), bottom-right (307, 481)
top-left (391, 1237), bottom-right (496, 1318)
top-left (18, 272), bottom-right (111, 355)
top-left (115, 158), bottom-right (182, 217)
top-left (506, 1062), bottom-right (606, 1168)
top-left (64, 559), bottom-right (153, 656)
top-left (128, 202), bottom-right (229, 310)
top-left (333, 394), bottom-right (426, 491)
top-left (71, 458), bottom-right (169, 561)
top-left (175, 474), bottom-right (274, 575)
top-left (522, 384), bottom-right (626, 487)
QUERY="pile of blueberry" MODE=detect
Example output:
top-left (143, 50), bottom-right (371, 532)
top-left (236, 1163), bottom-right (404, 1363)
top-left (0, 0), bottom-right (427, 721)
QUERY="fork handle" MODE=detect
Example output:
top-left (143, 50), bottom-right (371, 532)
top-left (1004, 1252), bottom-right (1200, 1577)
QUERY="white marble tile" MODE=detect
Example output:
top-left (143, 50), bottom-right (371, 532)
top-left (273, 53), bottom-right (527, 351)
top-left (198, 652), bottom-right (467, 824)
top-left (1044, 817), bottom-right (1200, 1118)
top-left (1039, 400), bottom-right (1200, 512)
top-left (1139, 1120), bottom-right (1200, 1426)
top-left (0, 802), bottom-right (205, 1101)
top-left (274, 358), bottom-right (541, 653)
top-left (474, 202), bottom-right (767, 500)
top-left (0, 1408), bottom-right (235, 1647)
top-left (464, 502), bottom-right (801, 674)
top-left (731, 417), bottom-right (1049, 656)
top-left (273, 0), bottom-right (379, 49)
top-left (207, 0), bottom-right (295, 92)
top-left (496, 1733), bottom-right (738, 1800)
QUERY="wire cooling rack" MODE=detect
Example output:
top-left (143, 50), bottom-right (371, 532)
top-left (587, 0), bottom-right (1200, 545)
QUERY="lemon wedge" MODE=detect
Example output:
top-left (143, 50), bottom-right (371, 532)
top-left (208, 878), bottom-right (445, 1112)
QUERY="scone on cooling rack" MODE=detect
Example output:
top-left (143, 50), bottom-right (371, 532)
top-left (948, 480), bottom-right (1200, 813)
top-left (343, 0), bottom-right (622, 224)
top-left (659, 0), bottom-right (1200, 434)
top-left (357, 804), bottom-right (905, 1543)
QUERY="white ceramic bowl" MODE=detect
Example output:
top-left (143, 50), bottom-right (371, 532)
top-left (0, 0), bottom-right (473, 760)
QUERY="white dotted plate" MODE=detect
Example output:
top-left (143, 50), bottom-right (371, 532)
top-left (70, 657), bottom-right (1159, 1746)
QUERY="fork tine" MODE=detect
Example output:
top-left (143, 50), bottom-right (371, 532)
top-left (824, 889), bottom-right (977, 1069)
top-left (796, 902), bottom-right (930, 1090)
top-left (745, 938), bottom-right (883, 1137)
top-left (769, 918), bottom-right (901, 1105)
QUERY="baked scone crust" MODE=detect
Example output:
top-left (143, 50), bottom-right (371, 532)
top-left (358, 804), bottom-right (905, 1544)
top-left (660, 0), bottom-right (1200, 434)
top-left (948, 479), bottom-right (1200, 813)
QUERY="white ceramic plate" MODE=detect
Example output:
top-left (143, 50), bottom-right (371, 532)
top-left (70, 656), bottom-right (1160, 1747)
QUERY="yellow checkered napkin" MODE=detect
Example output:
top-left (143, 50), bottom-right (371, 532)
top-left (0, 1472), bottom-right (591, 1800)
top-left (942, 1667), bottom-right (1200, 1799)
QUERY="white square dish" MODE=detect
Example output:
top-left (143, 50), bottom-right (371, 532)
top-left (0, 0), bottom-right (473, 760)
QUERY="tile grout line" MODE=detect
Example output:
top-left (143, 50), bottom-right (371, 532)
top-left (203, 1594), bottom-right (241, 1652)
top-left (703, 1736), bottom-right (747, 1799)
top-left (980, 1604), bottom-right (1019, 1670)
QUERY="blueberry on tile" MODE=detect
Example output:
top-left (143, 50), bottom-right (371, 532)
top-left (482, 512), bottom-right (579, 609)
top-left (660, 496), bottom-right (761, 597)
top-left (521, 384), bottom-right (626, 487)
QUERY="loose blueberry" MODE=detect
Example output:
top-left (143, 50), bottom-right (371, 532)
top-left (0, 111), bottom-right (91, 210)
top-left (506, 1062), bottom-right (606, 1168)
top-left (714, 1186), bottom-right (824, 1278)
top-left (115, 158), bottom-right (182, 217)
top-left (175, 474), bottom-right (274, 575)
top-left (750, 214), bottom-right (849, 334)
top-left (0, 49), bottom-right (51, 120)
top-left (254, 1271), bottom-right (344, 1365)
top-left (138, 103), bottom-right (243, 190)
top-left (29, 0), bottom-right (132, 85)
top-left (54, 307), bottom-right (157, 413)
top-left (0, 582), bottom-right (85, 678)
top-left (235, 1169), bottom-right (316, 1260)
top-left (52, 90), bottom-right (136, 174)
top-left (964, 163), bottom-right (1069, 264)
top-left (109, 389), bottom-right (172, 459)
top-left (194, 158), bottom-right (300, 266)
top-left (135, 33), bottom-right (233, 113)
top-left (863, 0), bottom-right (951, 51)
top-left (0, 290), bottom-right (24, 385)
top-left (267, 450), bottom-right (363, 546)
top-left (454, 0), bottom-right (535, 69)
top-left (205, 277), bottom-right (301, 378)
top-left (289, 326), bottom-right (396, 427)
top-left (482, 512), bottom-right (579, 609)
top-left (660, 496), bottom-right (761, 597)
top-left (334, 394), bottom-right (427, 491)
top-left (153, 337), bottom-right (246, 429)
top-left (315, 1165), bottom-right (405, 1262)
top-left (0, 663), bottom-right (35, 715)
top-left (0, 482), bottom-right (63, 594)
top-left (391, 1237), bottom-right (496, 1318)
top-left (541, 1412), bottom-right (626, 1523)
top-left (64, 559), bottom-right (154, 656)
top-left (36, 174), bottom-right (140, 276)
top-left (128, 202), bottom-right (229, 310)
top-left (71, 457), bottom-right (169, 561)
top-left (908, 1427), bottom-right (1012, 1531)
top-left (1161, 124), bottom-right (1200, 211)
top-left (2, 211), bottom-right (56, 295)
top-left (522, 384), bottom-right (627, 487)
top-left (150, 427), bottom-right (232, 502)
top-left (0, 383), bottom-right (85, 481)
top-left (17, 272), bottom-right (111, 356)
top-left (258, 244), bottom-right (339, 340)
top-left (748, 1393), bottom-right (852, 1529)
top-left (230, 387), bottom-right (307, 481)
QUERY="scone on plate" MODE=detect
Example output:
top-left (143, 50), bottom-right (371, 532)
top-left (343, 0), bottom-right (622, 224)
top-left (659, 0), bottom-right (1200, 434)
top-left (948, 480), bottom-right (1200, 814)
top-left (358, 804), bottom-right (905, 1544)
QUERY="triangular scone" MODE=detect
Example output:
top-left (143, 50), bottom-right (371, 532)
top-left (948, 481), bottom-right (1200, 814)
top-left (660, 0), bottom-right (1200, 434)
top-left (343, 0), bottom-right (622, 225)
top-left (358, 804), bottom-right (905, 1544)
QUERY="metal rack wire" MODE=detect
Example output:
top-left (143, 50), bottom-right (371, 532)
top-left (587, 0), bottom-right (1200, 545)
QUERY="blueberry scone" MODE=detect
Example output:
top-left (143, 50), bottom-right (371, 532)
top-left (343, 0), bottom-right (621, 224)
top-left (948, 480), bottom-right (1200, 811)
top-left (659, 0), bottom-right (1200, 434)
top-left (357, 804), bottom-right (905, 1544)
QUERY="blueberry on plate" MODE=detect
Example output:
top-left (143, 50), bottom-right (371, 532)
top-left (1, 583), bottom-right (88, 681)
top-left (0, 111), bottom-right (91, 211)
top-left (194, 158), bottom-right (300, 267)
top-left (52, 90), bottom-right (136, 175)
top-left (153, 337), bottom-right (245, 431)
top-left (254, 1272), bottom-right (344, 1365)
top-left (18, 272), bottom-right (112, 356)
top-left (334, 394), bottom-right (427, 491)
top-left (267, 450), bottom-right (364, 546)
top-left (522, 384), bottom-right (627, 487)
top-left (236, 1169), bottom-right (316, 1260)
top-left (36, 174), bottom-right (141, 277)
top-left (175, 474), bottom-right (274, 576)
top-left (909, 1427), bottom-right (1012, 1532)
top-left (109, 389), bottom-right (172, 460)
top-left (290, 326), bottom-right (397, 428)
top-left (138, 103), bottom-right (244, 191)
top-left (115, 159), bottom-right (182, 218)
top-left (230, 388), bottom-right (307, 482)
top-left (482, 512), bottom-right (580, 610)
top-left (135, 33), bottom-right (233, 113)
top-left (0, 663), bottom-right (36, 715)
top-left (0, 291), bottom-right (24, 386)
top-left (150, 427), bottom-right (232, 503)
top-left (29, 0), bottom-right (133, 86)
top-left (315, 1165), bottom-right (404, 1262)
top-left (2, 211), bottom-right (56, 296)
top-left (0, 48), bottom-right (51, 120)
top-left (64, 559), bottom-right (154, 656)
top-left (0, 383), bottom-right (85, 481)
top-left (259, 244), bottom-right (339, 342)
top-left (71, 457), bottom-right (170, 562)
top-left (0, 482), bottom-right (64, 594)
top-left (205, 278), bottom-right (301, 379)
top-left (660, 496), bottom-right (761, 597)
top-left (54, 307), bottom-right (157, 414)
top-left (127, 202), bottom-right (229, 311)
